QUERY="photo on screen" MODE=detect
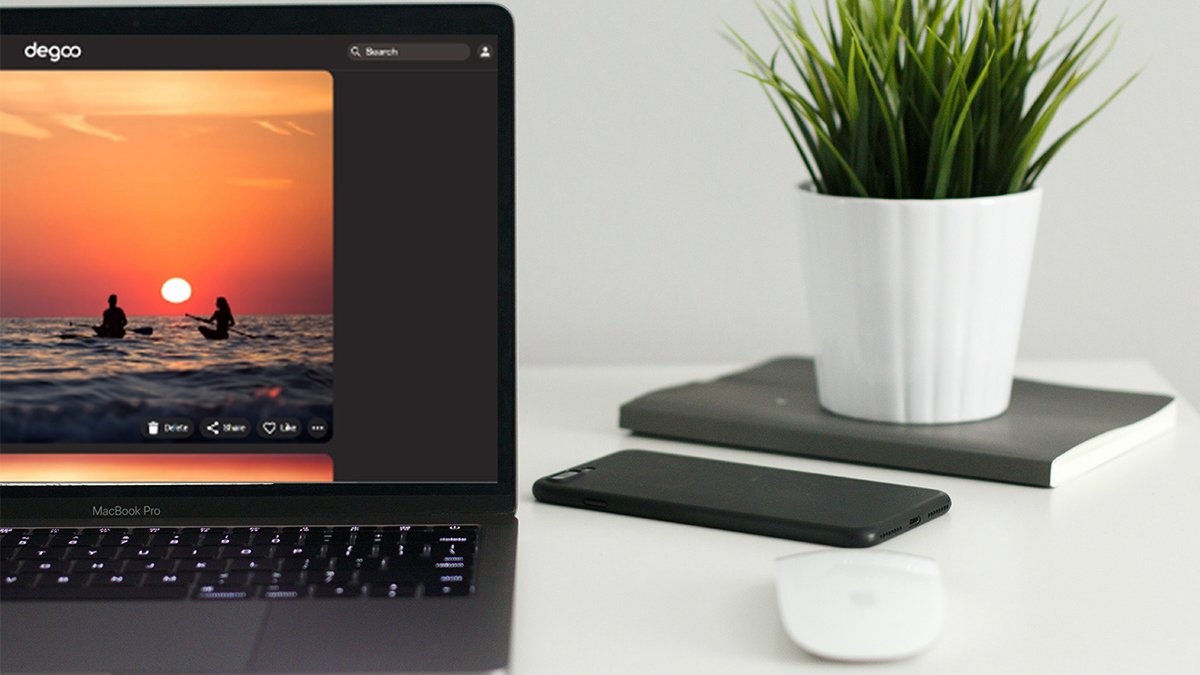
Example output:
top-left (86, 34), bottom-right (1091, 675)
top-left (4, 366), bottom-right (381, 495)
top-left (0, 70), bottom-right (333, 446)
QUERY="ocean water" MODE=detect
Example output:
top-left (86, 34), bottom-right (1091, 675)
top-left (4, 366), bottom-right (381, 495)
top-left (0, 314), bottom-right (333, 443)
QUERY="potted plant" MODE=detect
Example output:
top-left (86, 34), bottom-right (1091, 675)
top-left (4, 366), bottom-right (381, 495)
top-left (731, 0), bottom-right (1136, 423)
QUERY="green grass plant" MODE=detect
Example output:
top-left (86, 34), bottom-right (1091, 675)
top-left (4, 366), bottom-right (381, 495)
top-left (730, 0), bottom-right (1137, 198)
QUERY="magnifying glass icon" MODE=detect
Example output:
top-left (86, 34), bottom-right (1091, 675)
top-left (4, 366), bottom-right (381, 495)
top-left (349, 45), bottom-right (362, 57)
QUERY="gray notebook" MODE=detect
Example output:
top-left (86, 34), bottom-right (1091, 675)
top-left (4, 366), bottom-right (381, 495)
top-left (619, 357), bottom-right (1177, 487)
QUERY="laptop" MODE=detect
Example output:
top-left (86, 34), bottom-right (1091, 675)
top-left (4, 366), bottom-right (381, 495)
top-left (0, 4), bottom-right (517, 672)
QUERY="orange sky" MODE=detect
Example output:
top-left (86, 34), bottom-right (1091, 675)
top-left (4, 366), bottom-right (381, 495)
top-left (0, 71), bottom-right (332, 317)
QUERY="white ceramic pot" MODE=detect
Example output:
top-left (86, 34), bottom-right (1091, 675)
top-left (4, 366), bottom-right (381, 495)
top-left (797, 185), bottom-right (1042, 424)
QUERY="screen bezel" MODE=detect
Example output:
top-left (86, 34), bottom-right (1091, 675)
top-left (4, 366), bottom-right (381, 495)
top-left (0, 4), bottom-right (516, 516)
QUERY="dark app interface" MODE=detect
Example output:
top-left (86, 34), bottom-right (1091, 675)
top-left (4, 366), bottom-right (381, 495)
top-left (0, 36), bottom-right (500, 482)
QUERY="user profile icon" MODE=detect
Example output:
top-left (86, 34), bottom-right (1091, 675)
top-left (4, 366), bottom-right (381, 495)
top-left (478, 44), bottom-right (493, 59)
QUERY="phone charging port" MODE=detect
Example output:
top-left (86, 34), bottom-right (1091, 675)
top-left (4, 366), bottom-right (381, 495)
top-left (909, 516), bottom-right (921, 526)
top-left (583, 498), bottom-right (607, 509)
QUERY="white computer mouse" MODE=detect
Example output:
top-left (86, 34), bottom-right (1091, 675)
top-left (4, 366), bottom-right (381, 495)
top-left (775, 549), bottom-right (944, 662)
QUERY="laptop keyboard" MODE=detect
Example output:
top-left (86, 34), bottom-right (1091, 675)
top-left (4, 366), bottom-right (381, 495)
top-left (0, 525), bottom-right (476, 601)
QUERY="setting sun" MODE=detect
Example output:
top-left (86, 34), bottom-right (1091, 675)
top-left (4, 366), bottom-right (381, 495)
top-left (0, 70), bottom-right (332, 318)
top-left (161, 277), bottom-right (193, 304)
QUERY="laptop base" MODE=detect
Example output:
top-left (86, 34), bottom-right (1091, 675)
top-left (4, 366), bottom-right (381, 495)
top-left (1, 515), bottom-right (516, 674)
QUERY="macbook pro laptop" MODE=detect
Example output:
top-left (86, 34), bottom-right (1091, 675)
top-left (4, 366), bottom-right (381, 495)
top-left (0, 4), bottom-right (517, 672)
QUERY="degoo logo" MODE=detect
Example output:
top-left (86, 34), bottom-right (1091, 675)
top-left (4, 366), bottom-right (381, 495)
top-left (24, 41), bottom-right (83, 63)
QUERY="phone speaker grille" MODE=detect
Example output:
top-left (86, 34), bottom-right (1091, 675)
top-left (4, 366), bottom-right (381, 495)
top-left (879, 526), bottom-right (903, 540)
top-left (926, 503), bottom-right (951, 519)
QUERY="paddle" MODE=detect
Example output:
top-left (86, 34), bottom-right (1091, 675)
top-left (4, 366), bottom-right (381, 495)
top-left (185, 313), bottom-right (261, 339)
top-left (70, 322), bottom-right (153, 336)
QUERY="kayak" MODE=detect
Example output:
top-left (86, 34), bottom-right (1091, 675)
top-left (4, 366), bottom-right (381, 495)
top-left (198, 326), bottom-right (228, 340)
top-left (92, 326), bottom-right (125, 339)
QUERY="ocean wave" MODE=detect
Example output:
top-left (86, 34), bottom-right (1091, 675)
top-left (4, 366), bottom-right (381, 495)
top-left (1, 314), bottom-right (333, 443)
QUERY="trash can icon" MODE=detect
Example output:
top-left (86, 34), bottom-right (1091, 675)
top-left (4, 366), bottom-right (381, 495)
top-left (147, 420), bottom-right (160, 436)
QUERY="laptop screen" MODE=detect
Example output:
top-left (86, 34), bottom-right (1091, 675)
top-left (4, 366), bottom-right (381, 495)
top-left (0, 31), bottom-right (506, 486)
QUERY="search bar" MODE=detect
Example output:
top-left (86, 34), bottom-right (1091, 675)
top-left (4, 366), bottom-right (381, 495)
top-left (347, 43), bottom-right (470, 62)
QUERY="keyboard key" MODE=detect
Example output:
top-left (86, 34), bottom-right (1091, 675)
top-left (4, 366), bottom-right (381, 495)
top-left (49, 532), bottom-right (101, 547)
top-left (331, 557), bottom-right (371, 571)
top-left (2, 573), bottom-right (37, 589)
top-left (8, 533), bottom-right (50, 548)
top-left (359, 557), bottom-right (391, 571)
top-left (431, 542), bottom-right (472, 559)
top-left (266, 570), bottom-right (304, 586)
top-left (226, 558), bottom-right (272, 571)
top-left (150, 532), bottom-right (200, 547)
top-left (359, 569), bottom-right (421, 586)
top-left (194, 585), bottom-right (252, 600)
top-left (312, 583), bottom-right (362, 598)
top-left (380, 543), bottom-right (418, 561)
top-left (314, 527), bottom-right (355, 541)
top-left (64, 547), bottom-right (117, 560)
top-left (263, 532), bottom-right (301, 546)
top-left (91, 573), bottom-right (138, 587)
top-left (222, 546), bottom-right (271, 560)
top-left (22, 560), bottom-right (69, 574)
top-left (277, 558), bottom-right (315, 571)
top-left (176, 559), bottom-right (221, 572)
top-left (130, 527), bottom-right (166, 537)
top-left (169, 546), bottom-right (222, 559)
top-left (116, 531), bottom-right (153, 547)
top-left (118, 546), bottom-right (169, 560)
top-left (310, 570), bottom-right (355, 585)
top-left (367, 582), bottom-right (418, 598)
top-left (278, 544), bottom-right (324, 558)
top-left (330, 544), bottom-right (373, 559)
top-left (14, 547), bottom-right (67, 560)
top-left (425, 582), bottom-right (471, 597)
top-left (363, 531), bottom-right (403, 545)
top-left (36, 573), bottom-right (85, 588)
top-left (244, 570), bottom-right (279, 585)
top-left (260, 584), bottom-right (308, 599)
top-left (124, 559), bottom-right (174, 573)
top-left (97, 532), bottom-right (134, 546)
top-left (439, 535), bottom-right (475, 547)
top-left (197, 571), bottom-right (247, 586)
top-left (145, 572), bottom-right (194, 586)
top-left (209, 532), bottom-right (253, 547)
top-left (69, 560), bottom-right (117, 574)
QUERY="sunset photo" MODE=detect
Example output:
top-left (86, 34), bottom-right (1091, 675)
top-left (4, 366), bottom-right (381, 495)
top-left (0, 70), bottom-right (333, 453)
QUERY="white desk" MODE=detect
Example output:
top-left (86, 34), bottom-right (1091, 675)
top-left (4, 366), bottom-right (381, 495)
top-left (509, 360), bottom-right (1200, 674)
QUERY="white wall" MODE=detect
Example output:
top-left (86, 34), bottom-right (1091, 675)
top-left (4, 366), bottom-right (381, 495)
top-left (510, 0), bottom-right (1200, 404)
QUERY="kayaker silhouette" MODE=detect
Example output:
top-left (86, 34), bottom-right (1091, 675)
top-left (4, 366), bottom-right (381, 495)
top-left (197, 296), bottom-right (236, 340)
top-left (95, 294), bottom-right (127, 338)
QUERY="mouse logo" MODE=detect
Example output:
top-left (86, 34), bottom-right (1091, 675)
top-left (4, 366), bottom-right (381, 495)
top-left (23, 41), bottom-right (83, 63)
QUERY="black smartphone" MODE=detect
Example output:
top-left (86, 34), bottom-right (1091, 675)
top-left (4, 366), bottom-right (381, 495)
top-left (532, 450), bottom-right (951, 547)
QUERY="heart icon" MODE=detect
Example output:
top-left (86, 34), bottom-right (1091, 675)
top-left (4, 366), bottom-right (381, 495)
top-left (262, 421), bottom-right (277, 435)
